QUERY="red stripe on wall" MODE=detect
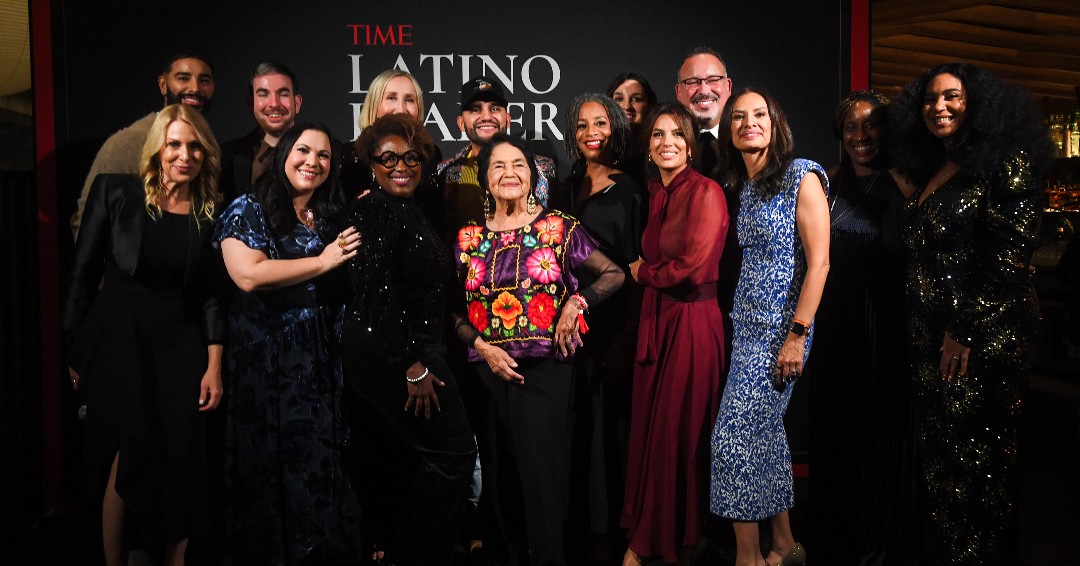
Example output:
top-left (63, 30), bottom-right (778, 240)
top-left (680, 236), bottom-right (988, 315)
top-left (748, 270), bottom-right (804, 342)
top-left (851, 0), bottom-right (870, 90)
top-left (32, 0), bottom-right (63, 509)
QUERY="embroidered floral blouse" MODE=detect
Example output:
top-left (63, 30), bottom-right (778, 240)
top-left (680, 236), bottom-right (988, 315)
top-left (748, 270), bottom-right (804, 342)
top-left (454, 208), bottom-right (623, 363)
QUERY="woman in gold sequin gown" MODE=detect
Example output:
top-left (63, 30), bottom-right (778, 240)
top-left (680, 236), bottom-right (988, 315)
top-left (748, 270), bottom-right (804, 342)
top-left (889, 62), bottom-right (1053, 565)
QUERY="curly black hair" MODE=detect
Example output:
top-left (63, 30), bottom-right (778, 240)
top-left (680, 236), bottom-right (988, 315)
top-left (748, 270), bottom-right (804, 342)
top-left (255, 122), bottom-right (346, 241)
top-left (888, 62), bottom-right (1054, 187)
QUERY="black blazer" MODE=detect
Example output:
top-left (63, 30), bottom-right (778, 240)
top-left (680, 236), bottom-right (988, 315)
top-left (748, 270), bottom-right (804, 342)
top-left (62, 174), bottom-right (225, 343)
top-left (219, 128), bottom-right (262, 204)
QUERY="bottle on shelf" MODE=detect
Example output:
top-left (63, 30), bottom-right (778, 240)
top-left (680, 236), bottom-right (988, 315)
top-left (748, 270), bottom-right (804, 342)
top-left (1067, 111), bottom-right (1075, 157)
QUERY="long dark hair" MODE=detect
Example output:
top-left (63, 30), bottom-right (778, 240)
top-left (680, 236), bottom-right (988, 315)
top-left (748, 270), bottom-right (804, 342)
top-left (889, 62), bottom-right (1054, 187)
top-left (716, 87), bottom-right (794, 196)
top-left (605, 72), bottom-right (658, 109)
top-left (255, 122), bottom-right (345, 240)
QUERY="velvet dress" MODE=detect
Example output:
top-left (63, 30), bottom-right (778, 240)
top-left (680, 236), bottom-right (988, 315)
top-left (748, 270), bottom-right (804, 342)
top-left (905, 151), bottom-right (1041, 564)
top-left (805, 167), bottom-right (915, 564)
top-left (214, 195), bottom-right (361, 565)
top-left (620, 166), bottom-right (728, 563)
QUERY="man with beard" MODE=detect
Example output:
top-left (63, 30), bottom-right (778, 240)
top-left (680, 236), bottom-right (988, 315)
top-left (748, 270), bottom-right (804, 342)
top-left (71, 51), bottom-right (215, 236)
top-left (219, 61), bottom-right (302, 203)
top-left (438, 75), bottom-right (555, 233)
top-left (675, 47), bottom-right (741, 320)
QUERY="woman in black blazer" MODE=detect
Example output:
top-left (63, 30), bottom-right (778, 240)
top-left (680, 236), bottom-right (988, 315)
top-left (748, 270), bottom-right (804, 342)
top-left (62, 104), bottom-right (225, 566)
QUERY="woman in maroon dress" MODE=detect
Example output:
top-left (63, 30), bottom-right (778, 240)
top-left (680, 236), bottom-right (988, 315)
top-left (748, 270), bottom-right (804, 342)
top-left (621, 102), bottom-right (729, 566)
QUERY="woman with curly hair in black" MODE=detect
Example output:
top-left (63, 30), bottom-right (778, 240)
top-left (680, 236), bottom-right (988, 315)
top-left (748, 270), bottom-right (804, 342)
top-left (889, 62), bottom-right (1053, 564)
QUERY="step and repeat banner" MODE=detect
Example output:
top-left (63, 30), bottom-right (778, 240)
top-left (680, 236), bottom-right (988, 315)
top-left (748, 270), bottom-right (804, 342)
top-left (51, 0), bottom-right (842, 204)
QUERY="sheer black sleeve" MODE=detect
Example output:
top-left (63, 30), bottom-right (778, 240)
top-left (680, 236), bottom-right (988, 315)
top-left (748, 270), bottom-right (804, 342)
top-left (576, 248), bottom-right (625, 307)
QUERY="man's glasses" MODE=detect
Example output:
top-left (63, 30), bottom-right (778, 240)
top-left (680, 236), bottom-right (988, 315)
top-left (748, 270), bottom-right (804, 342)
top-left (372, 150), bottom-right (422, 168)
top-left (679, 75), bottom-right (726, 89)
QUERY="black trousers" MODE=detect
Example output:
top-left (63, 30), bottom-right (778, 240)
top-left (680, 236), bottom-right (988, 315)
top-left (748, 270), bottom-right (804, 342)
top-left (475, 357), bottom-right (574, 566)
top-left (341, 330), bottom-right (477, 566)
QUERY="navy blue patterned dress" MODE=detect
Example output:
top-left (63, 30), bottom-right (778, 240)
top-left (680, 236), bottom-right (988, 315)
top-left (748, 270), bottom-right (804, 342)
top-left (710, 159), bottom-right (827, 520)
top-left (214, 195), bottom-right (361, 564)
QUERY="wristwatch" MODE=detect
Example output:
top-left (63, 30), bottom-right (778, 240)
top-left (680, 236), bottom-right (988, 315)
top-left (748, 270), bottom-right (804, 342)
top-left (789, 320), bottom-right (808, 337)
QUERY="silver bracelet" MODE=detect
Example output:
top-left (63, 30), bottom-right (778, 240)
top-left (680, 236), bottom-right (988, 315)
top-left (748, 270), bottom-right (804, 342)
top-left (405, 367), bottom-right (429, 383)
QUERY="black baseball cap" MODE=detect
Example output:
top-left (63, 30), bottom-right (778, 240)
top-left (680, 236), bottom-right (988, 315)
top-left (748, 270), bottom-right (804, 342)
top-left (460, 75), bottom-right (508, 107)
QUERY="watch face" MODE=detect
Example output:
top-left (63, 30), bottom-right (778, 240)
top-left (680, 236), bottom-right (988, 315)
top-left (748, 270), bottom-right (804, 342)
top-left (791, 322), bottom-right (807, 336)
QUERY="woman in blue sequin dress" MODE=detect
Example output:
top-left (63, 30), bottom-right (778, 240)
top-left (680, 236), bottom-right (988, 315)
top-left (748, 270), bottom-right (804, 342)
top-left (709, 88), bottom-right (830, 566)
top-left (216, 123), bottom-right (362, 564)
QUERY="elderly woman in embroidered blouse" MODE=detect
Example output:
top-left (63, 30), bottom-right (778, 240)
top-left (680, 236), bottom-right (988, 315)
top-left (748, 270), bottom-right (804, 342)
top-left (452, 132), bottom-right (624, 566)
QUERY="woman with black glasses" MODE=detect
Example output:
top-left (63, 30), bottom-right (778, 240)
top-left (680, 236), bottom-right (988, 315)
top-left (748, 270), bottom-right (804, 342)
top-left (340, 113), bottom-right (478, 566)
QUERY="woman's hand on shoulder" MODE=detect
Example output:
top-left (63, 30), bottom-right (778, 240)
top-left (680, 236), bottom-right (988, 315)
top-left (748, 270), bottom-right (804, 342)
top-left (317, 226), bottom-right (361, 271)
top-left (475, 339), bottom-right (524, 384)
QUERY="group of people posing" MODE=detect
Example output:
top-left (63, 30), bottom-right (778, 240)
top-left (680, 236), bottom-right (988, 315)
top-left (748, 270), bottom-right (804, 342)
top-left (62, 45), bottom-right (1053, 566)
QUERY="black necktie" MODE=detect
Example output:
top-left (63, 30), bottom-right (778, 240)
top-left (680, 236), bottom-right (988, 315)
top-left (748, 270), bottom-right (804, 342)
top-left (697, 130), bottom-right (718, 179)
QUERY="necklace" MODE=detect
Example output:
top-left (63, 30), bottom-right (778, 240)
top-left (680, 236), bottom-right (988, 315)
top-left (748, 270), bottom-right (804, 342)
top-left (294, 206), bottom-right (316, 230)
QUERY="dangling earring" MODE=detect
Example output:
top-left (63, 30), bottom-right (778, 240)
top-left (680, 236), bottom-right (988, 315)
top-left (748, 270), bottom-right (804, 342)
top-left (527, 191), bottom-right (537, 214)
top-left (159, 165), bottom-right (165, 189)
top-left (483, 192), bottom-right (493, 219)
top-left (370, 171), bottom-right (378, 188)
top-left (647, 153), bottom-right (653, 164)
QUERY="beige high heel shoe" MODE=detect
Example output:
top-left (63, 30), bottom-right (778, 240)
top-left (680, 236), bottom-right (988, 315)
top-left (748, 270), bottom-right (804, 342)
top-left (772, 542), bottom-right (806, 566)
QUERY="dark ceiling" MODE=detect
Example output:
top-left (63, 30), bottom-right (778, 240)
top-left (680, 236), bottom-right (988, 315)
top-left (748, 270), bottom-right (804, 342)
top-left (871, 0), bottom-right (1080, 108)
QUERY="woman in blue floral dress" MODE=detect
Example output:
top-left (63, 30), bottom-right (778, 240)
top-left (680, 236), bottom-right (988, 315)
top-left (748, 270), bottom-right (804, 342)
top-left (709, 89), bottom-right (830, 566)
top-left (215, 123), bottom-right (362, 564)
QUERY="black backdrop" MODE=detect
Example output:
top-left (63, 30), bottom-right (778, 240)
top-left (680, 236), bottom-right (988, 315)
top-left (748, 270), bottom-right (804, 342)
top-left (33, 0), bottom-right (847, 520)
top-left (51, 0), bottom-right (843, 210)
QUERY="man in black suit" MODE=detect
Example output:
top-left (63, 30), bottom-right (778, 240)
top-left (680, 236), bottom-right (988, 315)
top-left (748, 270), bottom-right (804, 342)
top-left (675, 47), bottom-right (741, 333)
top-left (219, 61), bottom-right (303, 202)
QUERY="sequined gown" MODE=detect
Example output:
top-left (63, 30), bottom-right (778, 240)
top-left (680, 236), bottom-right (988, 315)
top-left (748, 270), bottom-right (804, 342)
top-left (710, 159), bottom-right (826, 521)
top-left (905, 151), bottom-right (1041, 564)
top-left (214, 195), bottom-right (361, 564)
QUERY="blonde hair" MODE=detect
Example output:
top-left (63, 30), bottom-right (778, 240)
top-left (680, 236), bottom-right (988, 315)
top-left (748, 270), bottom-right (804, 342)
top-left (357, 69), bottom-right (425, 131)
top-left (140, 104), bottom-right (222, 222)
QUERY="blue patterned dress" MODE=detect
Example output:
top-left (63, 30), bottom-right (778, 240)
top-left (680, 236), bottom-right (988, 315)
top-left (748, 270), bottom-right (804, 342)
top-left (710, 159), bottom-right (827, 520)
top-left (214, 195), bottom-right (361, 564)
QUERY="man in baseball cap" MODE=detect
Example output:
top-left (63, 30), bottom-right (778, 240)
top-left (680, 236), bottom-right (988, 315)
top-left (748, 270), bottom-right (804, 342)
top-left (438, 75), bottom-right (554, 230)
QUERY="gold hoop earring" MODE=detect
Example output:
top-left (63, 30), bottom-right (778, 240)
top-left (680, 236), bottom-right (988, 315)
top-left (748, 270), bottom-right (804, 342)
top-left (527, 191), bottom-right (537, 214)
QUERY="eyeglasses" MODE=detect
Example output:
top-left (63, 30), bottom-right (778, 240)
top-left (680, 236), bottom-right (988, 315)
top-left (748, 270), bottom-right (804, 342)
top-left (678, 75), bottom-right (727, 89)
top-left (372, 150), bottom-right (422, 168)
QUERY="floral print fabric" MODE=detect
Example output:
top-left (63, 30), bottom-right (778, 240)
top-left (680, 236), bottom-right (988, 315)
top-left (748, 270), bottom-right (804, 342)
top-left (455, 208), bottom-right (597, 362)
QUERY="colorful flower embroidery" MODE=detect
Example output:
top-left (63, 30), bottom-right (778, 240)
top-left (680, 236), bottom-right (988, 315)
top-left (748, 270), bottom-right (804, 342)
top-left (468, 300), bottom-right (489, 333)
top-left (458, 225), bottom-right (482, 252)
top-left (500, 231), bottom-right (518, 246)
top-left (527, 292), bottom-right (556, 330)
top-left (479, 239), bottom-right (492, 253)
top-left (491, 291), bottom-right (523, 330)
top-left (522, 234), bottom-right (538, 248)
top-left (464, 258), bottom-right (485, 291)
top-left (534, 216), bottom-right (565, 245)
top-left (526, 247), bottom-right (561, 284)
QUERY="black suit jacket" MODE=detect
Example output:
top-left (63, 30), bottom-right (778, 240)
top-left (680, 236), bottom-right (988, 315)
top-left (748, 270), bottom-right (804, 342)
top-left (219, 128), bottom-right (263, 204)
top-left (693, 131), bottom-right (741, 317)
top-left (62, 174), bottom-right (225, 345)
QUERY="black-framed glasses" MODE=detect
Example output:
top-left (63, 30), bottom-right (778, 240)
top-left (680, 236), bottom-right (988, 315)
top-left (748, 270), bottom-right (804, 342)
top-left (679, 75), bottom-right (726, 89)
top-left (372, 150), bottom-right (422, 168)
